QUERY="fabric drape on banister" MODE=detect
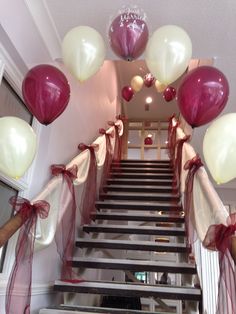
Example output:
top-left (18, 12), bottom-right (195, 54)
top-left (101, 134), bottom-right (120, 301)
top-left (78, 143), bottom-right (98, 225)
top-left (5, 197), bottom-right (49, 314)
top-left (33, 119), bottom-right (123, 250)
top-left (51, 164), bottom-right (77, 281)
top-left (203, 214), bottom-right (236, 314)
top-left (175, 126), bottom-right (229, 242)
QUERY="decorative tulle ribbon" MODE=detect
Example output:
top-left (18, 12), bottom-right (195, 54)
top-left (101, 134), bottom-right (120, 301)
top-left (78, 143), bottom-right (98, 225)
top-left (183, 155), bottom-right (203, 248)
top-left (116, 114), bottom-right (128, 122)
top-left (203, 213), bottom-right (236, 314)
top-left (174, 135), bottom-right (191, 185)
top-left (167, 115), bottom-right (179, 162)
top-left (108, 121), bottom-right (122, 162)
top-left (51, 164), bottom-right (78, 281)
top-left (5, 196), bottom-right (49, 314)
top-left (99, 128), bottom-right (114, 190)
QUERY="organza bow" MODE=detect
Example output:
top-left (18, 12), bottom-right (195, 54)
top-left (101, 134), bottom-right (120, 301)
top-left (107, 121), bottom-right (122, 162)
top-left (184, 155), bottom-right (203, 248)
top-left (6, 197), bottom-right (49, 314)
top-left (167, 115), bottom-right (179, 161)
top-left (78, 143), bottom-right (98, 225)
top-left (203, 214), bottom-right (236, 314)
top-left (51, 164), bottom-right (78, 281)
top-left (99, 128), bottom-right (114, 191)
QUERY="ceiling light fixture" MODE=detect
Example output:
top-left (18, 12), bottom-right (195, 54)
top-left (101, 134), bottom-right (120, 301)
top-left (146, 96), bottom-right (152, 104)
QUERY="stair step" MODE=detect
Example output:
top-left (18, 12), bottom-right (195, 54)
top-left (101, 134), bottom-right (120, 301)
top-left (111, 167), bottom-right (174, 174)
top-left (110, 173), bottom-right (174, 180)
top-left (71, 257), bottom-right (196, 274)
top-left (54, 280), bottom-right (202, 301)
top-left (106, 178), bottom-right (174, 186)
top-left (76, 238), bottom-right (189, 253)
top-left (112, 162), bottom-right (172, 169)
top-left (83, 224), bottom-right (185, 236)
top-left (103, 184), bottom-right (178, 194)
top-left (100, 192), bottom-right (179, 202)
top-left (91, 212), bottom-right (184, 223)
top-left (119, 159), bottom-right (171, 164)
top-left (41, 304), bottom-right (172, 314)
top-left (95, 200), bottom-right (182, 211)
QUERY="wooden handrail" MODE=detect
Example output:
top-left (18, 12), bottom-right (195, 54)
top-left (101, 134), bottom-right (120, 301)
top-left (0, 213), bottom-right (24, 247)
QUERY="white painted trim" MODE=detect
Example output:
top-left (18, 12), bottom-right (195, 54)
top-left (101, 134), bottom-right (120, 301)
top-left (0, 60), bottom-right (5, 83)
top-left (24, 0), bottom-right (61, 60)
top-left (0, 282), bottom-right (54, 296)
top-left (0, 37), bottom-right (44, 283)
top-left (0, 42), bottom-right (24, 97)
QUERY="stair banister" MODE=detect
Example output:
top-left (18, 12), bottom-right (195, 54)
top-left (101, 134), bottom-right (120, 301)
top-left (176, 125), bottom-right (230, 314)
top-left (31, 120), bottom-right (123, 251)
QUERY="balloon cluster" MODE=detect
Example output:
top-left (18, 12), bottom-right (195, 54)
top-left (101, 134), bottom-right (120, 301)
top-left (122, 73), bottom-right (177, 103)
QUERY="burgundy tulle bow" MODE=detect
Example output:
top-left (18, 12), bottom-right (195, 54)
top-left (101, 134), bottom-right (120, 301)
top-left (167, 115), bottom-right (179, 161)
top-left (116, 114), bottom-right (128, 122)
top-left (99, 128), bottom-right (114, 191)
top-left (51, 164), bottom-right (77, 180)
top-left (107, 121), bottom-right (122, 162)
top-left (203, 214), bottom-right (236, 314)
top-left (78, 143), bottom-right (98, 225)
top-left (174, 135), bottom-right (191, 184)
top-left (51, 164), bottom-right (78, 281)
top-left (184, 155), bottom-right (203, 248)
top-left (6, 196), bottom-right (49, 314)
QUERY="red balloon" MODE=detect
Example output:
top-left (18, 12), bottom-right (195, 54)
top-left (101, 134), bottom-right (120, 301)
top-left (163, 86), bottom-right (176, 102)
top-left (144, 73), bottom-right (155, 87)
top-left (144, 137), bottom-right (153, 145)
top-left (177, 66), bottom-right (229, 127)
top-left (22, 64), bottom-right (70, 125)
top-left (109, 12), bottom-right (149, 61)
top-left (122, 86), bottom-right (134, 102)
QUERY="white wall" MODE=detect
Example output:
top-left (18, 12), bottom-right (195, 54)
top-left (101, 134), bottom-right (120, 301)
top-left (27, 60), bottom-right (119, 199)
top-left (0, 60), bottom-right (119, 313)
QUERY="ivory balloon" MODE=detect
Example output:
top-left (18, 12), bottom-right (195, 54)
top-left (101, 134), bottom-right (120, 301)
top-left (0, 117), bottom-right (37, 179)
top-left (203, 113), bottom-right (236, 184)
top-left (62, 26), bottom-right (106, 82)
top-left (131, 76), bottom-right (143, 92)
top-left (145, 25), bottom-right (192, 85)
top-left (155, 80), bottom-right (166, 93)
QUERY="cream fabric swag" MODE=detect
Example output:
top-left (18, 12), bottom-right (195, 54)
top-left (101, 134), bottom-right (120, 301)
top-left (176, 127), bottom-right (229, 241)
top-left (33, 120), bottom-right (123, 251)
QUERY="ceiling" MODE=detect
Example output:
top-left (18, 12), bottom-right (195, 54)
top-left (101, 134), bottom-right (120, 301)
top-left (2, 0), bottom-right (236, 122)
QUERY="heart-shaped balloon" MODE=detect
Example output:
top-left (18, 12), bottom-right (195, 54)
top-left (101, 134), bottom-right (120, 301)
top-left (0, 117), bottom-right (37, 179)
top-left (203, 113), bottom-right (236, 184)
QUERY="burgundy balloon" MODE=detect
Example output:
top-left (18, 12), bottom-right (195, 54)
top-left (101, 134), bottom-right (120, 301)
top-left (22, 64), bottom-right (70, 125)
top-left (163, 86), bottom-right (176, 102)
top-left (122, 86), bottom-right (134, 102)
top-left (177, 66), bottom-right (229, 127)
top-left (144, 73), bottom-right (155, 87)
top-left (109, 12), bottom-right (149, 61)
top-left (144, 137), bottom-right (153, 145)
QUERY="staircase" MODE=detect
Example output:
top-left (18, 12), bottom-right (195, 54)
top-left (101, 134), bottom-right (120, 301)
top-left (40, 159), bottom-right (202, 314)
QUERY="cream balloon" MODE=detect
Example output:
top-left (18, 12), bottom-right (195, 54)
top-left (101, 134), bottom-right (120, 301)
top-left (203, 113), bottom-right (236, 184)
top-left (145, 25), bottom-right (192, 85)
top-left (62, 26), bottom-right (106, 82)
top-left (130, 75), bottom-right (144, 92)
top-left (155, 80), bottom-right (167, 93)
top-left (0, 117), bottom-right (37, 179)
